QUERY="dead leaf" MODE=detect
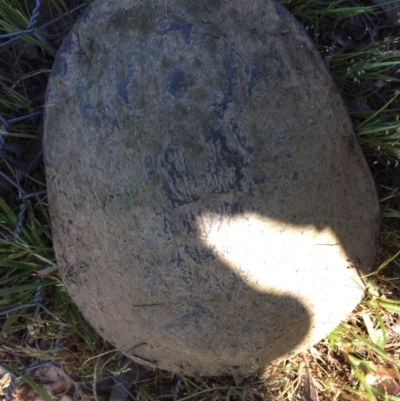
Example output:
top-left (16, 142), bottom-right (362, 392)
top-left (12, 383), bottom-right (33, 401)
top-left (302, 353), bottom-right (319, 401)
top-left (366, 366), bottom-right (400, 397)
top-left (7, 364), bottom-right (74, 401)
top-left (0, 372), bottom-right (11, 396)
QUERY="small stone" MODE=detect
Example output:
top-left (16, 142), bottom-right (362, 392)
top-left (44, 0), bottom-right (380, 377)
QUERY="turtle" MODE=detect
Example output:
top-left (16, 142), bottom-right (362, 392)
top-left (43, 0), bottom-right (380, 377)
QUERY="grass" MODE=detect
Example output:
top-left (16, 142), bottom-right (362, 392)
top-left (1, 0), bottom-right (400, 400)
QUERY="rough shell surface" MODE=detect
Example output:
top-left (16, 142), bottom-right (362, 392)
top-left (43, 0), bottom-right (380, 376)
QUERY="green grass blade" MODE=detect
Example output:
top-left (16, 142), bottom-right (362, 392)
top-left (0, 279), bottom-right (53, 296)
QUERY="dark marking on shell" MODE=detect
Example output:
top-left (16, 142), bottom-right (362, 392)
top-left (184, 245), bottom-right (216, 264)
top-left (245, 65), bottom-right (269, 97)
top-left (64, 262), bottom-right (88, 285)
top-left (214, 42), bottom-right (237, 119)
top-left (167, 68), bottom-right (194, 96)
top-left (170, 251), bottom-right (185, 268)
top-left (145, 155), bottom-right (155, 181)
top-left (117, 63), bottom-right (135, 105)
top-left (79, 102), bottom-right (121, 132)
top-left (161, 137), bottom-right (200, 208)
top-left (230, 117), bottom-right (255, 154)
top-left (168, 21), bottom-right (193, 45)
top-left (206, 126), bottom-right (247, 193)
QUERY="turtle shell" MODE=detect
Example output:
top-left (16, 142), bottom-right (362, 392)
top-left (44, 0), bottom-right (380, 376)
